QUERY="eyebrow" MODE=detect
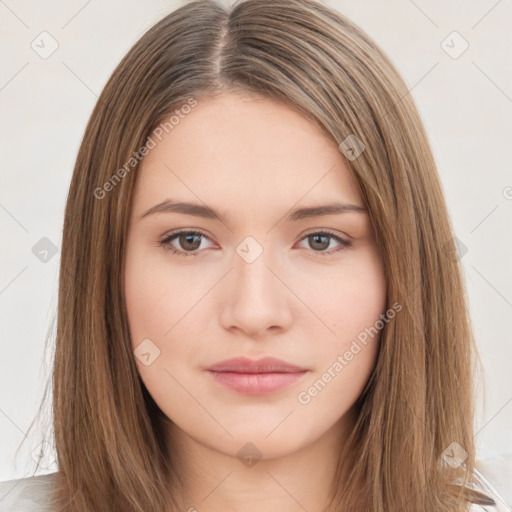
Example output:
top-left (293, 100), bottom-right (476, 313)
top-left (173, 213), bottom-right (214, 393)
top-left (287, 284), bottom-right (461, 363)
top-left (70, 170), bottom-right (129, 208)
top-left (139, 199), bottom-right (367, 224)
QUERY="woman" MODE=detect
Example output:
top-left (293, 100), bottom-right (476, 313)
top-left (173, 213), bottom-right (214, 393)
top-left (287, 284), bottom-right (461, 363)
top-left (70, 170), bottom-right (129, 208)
top-left (1, 0), bottom-right (509, 510)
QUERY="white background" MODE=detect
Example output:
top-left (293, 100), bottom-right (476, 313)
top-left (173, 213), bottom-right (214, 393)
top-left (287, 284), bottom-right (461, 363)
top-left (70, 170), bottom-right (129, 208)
top-left (1, 0), bottom-right (511, 485)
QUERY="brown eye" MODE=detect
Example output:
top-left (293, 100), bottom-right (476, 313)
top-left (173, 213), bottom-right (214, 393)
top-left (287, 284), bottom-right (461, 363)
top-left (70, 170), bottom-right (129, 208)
top-left (177, 232), bottom-right (202, 251)
top-left (159, 230), bottom-right (212, 257)
top-left (298, 231), bottom-right (352, 256)
top-left (158, 229), bottom-right (352, 258)
top-left (308, 234), bottom-right (330, 251)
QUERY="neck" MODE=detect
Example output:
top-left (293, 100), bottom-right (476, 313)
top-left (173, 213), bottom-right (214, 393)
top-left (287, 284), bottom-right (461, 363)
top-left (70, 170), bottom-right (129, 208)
top-left (163, 406), bottom-right (359, 512)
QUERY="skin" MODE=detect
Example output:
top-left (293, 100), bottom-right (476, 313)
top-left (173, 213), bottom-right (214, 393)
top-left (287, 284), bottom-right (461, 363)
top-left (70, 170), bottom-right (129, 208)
top-left (124, 91), bottom-right (387, 512)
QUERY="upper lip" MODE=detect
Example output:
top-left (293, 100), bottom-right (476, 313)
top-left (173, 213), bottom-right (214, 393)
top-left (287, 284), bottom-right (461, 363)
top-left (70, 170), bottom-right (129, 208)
top-left (205, 357), bottom-right (307, 373)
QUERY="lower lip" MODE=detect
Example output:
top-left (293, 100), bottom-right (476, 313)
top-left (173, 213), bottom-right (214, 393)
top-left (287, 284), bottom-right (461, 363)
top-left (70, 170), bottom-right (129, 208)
top-left (206, 370), bottom-right (308, 395)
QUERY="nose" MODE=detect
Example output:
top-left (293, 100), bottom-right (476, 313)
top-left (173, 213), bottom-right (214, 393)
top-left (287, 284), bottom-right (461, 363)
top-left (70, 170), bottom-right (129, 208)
top-left (219, 245), bottom-right (294, 338)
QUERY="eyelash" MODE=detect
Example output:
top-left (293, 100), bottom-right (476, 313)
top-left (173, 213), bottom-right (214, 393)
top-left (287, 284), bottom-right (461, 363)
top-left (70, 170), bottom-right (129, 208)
top-left (158, 229), bottom-right (352, 258)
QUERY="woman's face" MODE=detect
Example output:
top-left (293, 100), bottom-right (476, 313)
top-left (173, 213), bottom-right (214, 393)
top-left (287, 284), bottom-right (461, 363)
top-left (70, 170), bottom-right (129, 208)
top-left (124, 91), bottom-right (387, 461)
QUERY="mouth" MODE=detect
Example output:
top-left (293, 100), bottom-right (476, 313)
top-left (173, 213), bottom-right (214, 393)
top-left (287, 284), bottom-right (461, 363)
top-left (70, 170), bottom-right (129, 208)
top-left (204, 356), bottom-right (310, 395)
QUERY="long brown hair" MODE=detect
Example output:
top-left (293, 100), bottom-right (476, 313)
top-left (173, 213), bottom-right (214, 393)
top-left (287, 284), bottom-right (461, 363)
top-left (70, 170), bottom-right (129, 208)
top-left (27, 0), bottom-right (483, 510)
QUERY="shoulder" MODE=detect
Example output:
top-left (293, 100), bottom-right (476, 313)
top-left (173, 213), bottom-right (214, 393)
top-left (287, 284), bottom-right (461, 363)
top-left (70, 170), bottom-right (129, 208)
top-left (0, 472), bottom-right (58, 512)
top-left (466, 454), bottom-right (512, 512)
top-left (0, 461), bottom-right (510, 512)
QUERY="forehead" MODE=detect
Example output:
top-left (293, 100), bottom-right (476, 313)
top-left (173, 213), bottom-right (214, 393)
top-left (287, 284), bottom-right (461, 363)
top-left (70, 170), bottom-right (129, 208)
top-left (131, 92), bottom-right (363, 219)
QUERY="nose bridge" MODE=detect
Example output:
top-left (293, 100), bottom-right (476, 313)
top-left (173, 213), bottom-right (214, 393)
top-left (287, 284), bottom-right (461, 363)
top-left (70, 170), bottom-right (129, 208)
top-left (220, 234), bottom-right (291, 334)
top-left (233, 234), bottom-right (278, 301)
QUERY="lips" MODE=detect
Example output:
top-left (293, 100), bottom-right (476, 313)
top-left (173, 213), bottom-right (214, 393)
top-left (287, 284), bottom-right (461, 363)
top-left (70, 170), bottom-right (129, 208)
top-left (205, 356), bottom-right (307, 373)
top-left (204, 356), bottom-right (309, 395)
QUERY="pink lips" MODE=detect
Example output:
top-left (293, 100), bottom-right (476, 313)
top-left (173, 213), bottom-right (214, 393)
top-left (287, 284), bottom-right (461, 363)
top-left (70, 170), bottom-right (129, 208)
top-left (205, 356), bottom-right (309, 395)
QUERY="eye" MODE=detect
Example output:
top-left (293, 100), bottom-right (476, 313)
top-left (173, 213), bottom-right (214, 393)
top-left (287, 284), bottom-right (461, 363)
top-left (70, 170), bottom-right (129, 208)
top-left (159, 230), bottom-right (214, 257)
top-left (158, 229), bottom-right (352, 257)
top-left (296, 230), bottom-right (352, 256)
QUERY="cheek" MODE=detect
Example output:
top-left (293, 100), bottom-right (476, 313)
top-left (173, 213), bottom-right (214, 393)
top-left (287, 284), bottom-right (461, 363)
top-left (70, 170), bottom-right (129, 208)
top-left (125, 270), bottom-right (169, 348)
top-left (295, 340), bottom-right (378, 429)
top-left (124, 245), bottom-right (211, 379)
top-left (124, 252), bottom-right (200, 419)
top-left (124, 247), bottom-right (199, 348)
top-left (295, 285), bottom-right (386, 423)
top-left (294, 246), bottom-right (387, 342)
top-left (294, 248), bottom-right (386, 402)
